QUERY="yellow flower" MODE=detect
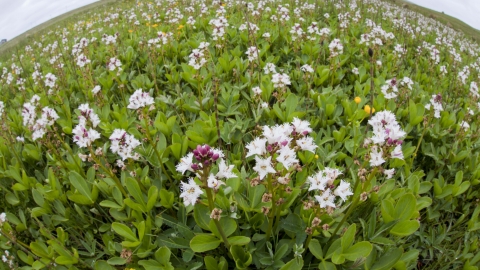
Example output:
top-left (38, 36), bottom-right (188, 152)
top-left (146, 22), bottom-right (150, 26)
top-left (152, 24), bottom-right (158, 28)
top-left (354, 97), bottom-right (361, 104)
top-left (128, 29), bottom-right (134, 33)
top-left (314, 155), bottom-right (319, 159)
top-left (364, 105), bottom-right (375, 114)
top-left (177, 24), bottom-right (184, 30)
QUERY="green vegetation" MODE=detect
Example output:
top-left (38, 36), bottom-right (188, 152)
top-left (0, 0), bottom-right (479, 269)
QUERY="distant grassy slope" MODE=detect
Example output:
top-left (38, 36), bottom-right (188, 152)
top-left (397, 0), bottom-right (480, 42)
top-left (0, 0), bottom-right (119, 56)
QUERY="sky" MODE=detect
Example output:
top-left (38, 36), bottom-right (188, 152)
top-left (0, 0), bottom-right (98, 40)
top-left (0, 0), bottom-right (480, 41)
top-left (407, 0), bottom-right (480, 30)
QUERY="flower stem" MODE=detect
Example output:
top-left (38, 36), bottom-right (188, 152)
top-left (205, 187), bottom-right (230, 249)
top-left (265, 174), bottom-right (277, 240)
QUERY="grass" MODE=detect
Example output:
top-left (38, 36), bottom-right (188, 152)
top-left (0, 0), bottom-right (120, 56)
top-left (396, 0), bottom-right (480, 42)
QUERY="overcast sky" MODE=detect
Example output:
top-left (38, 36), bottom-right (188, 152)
top-left (0, 0), bottom-right (98, 40)
top-left (0, 0), bottom-right (479, 41)
top-left (407, 0), bottom-right (480, 30)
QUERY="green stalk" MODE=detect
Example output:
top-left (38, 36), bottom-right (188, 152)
top-left (204, 180), bottom-right (230, 249)
top-left (265, 174), bottom-right (277, 240)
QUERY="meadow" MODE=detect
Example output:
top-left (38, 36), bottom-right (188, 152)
top-left (0, 0), bottom-right (479, 269)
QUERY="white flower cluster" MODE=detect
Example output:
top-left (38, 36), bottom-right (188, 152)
top-left (381, 77), bottom-right (414, 99)
top-left (109, 129), bottom-right (141, 160)
top-left (300, 64), bottom-right (314, 73)
top-left (107, 57), bottom-right (122, 71)
top-left (366, 110), bottom-right (406, 168)
top-left (147, 32), bottom-right (173, 48)
top-left (22, 95), bottom-right (59, 141)
top-left (127, 89), bottom-right (154, 110)
top-left (245, 46), bottom-right (258, 62)
top-left (425, 94), bottom-right (443, 118)
top-left (329, 39), bottom-right (344, 57)
top-left (44, 73), bottom-right (57, 88)
top-left (72, 104), bottom-right (101, 148)
top-left (177, 145), bottom-right (236, 206)
top-left (264, 63), bottom-right (277, 74)
top-left (1, 250), bottom-right (14, 269)
top-left (381, 78), bottom-right (398, 99)
top-left (76, 53), bottom-right (91, 67)
top-left (209, 16), bottom-right (229, 41)
top-left (246, 118), bottom-right (317, 180)
top-left (290, 23), bottom-right (304, 41)
top-left (308, 168), bottom-right (353, 208)
top-left (239, 22), bottom-right (259, 34)
top-left (271, 73), bottom-right (291, 89)
top-left (188, 43), bottom-right (209, 70)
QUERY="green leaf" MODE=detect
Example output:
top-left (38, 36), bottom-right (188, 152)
top-left (309, 239), bottom-right (324, 259)
top-left (190, 234), bottom-right (222, 252)
top-left (159, 189), bottom-right (175, 209)
top-left (112, 222), bottom-right (138, 242)
top-left (155, 246), bottom-right (171, 265)
top-left (230, 246), bottom-right (252, 269)
top-left (318, 261), bottom-right (337, 270)
top-left (389, 220), bottom-right (420, 236)
top-left (205, 256), bottom-right (219, 270)
top-left (342, 241), bottom-right (372, 261)
top-left (146, 186), bottom-right (158, 211)
top-left (106, 257), bottom-right (127, 265)
top-left (209, 217), bottom-right (237, 238)
top-left (55, 256), bottom-right (78, 265)
top-left (394, 194), bottom-right (416, 221)
top-left (99, 200), bottom-right (122, 209)
top-left (125, 177), bottom-right (146, 210)
top-left (69, 171), bottom-right (93, 203)
top-left (194, 204), bottom-right (211, 231)
top-left (280, 258), bottom-right (303, 270)
top-left (371, 248), bottom-right (403, 270)
top-left (341, 224), bottom-right (356, 250)
top-left (227, 236), bottom-right (250, 246)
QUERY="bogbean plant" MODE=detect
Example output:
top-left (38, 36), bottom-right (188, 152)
top-left (0, 0), bottom-right (479, 269)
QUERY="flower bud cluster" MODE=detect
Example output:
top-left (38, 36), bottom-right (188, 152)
top-left (109, 129), bottom-right (141, 160)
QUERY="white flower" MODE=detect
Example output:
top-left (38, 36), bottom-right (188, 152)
top-left (216, 159), bottom-right (236, 179)
top-left (296, 136), bottom-right (317, 153)
top-left (384, 168), bottom-right (395, 179)
top-left (16, 136), bottom-right (25, 142)
top-left (261, 102), bottom-right (269, 109)
top-left (276, 145), bottom-right (298, 169)
top-left (253, 156), bottom-right (276, 180)
top-left (109, 129), bottom-right (141, 160)
top-left (180, 178), bottom-right (203, 206)
top-left (127, 89), bottom-right (155, 109)
top-left (370, 145), bottom-right (385, 167)
top-left (262, 32), bottom-right (271, 38)
top-left (72, 125), bottom-right (101, 148)
top-left (176, 153), bottom-right (194, 174)
top-left (0, 101), bottom-right (4, 117)
top-left (352, 67), bottom-right (359, 75)
top-left (92, 85), bottom-right (101, 95)
top-left (278, 173), bottom-right (290, 185)
top-left (460, 121), bottom-right (470, 130)
top-left (315, 189), bottom-right (336, 208)
top-left (334, 180), bottom-right (353, 202)
top-left (271, 73), bottom-right (291, 88)
top-left (207, 174), bottom-right (225, 190)
top-left (291, 117), bottom-right (312, 135)
top-left (246, 137), bottom-right (267, 157)
top-left (263, 63), bottom-right (277, 74)
top-left (391, 145), bottom-right (404, 160)
top-left (246, 46), bottom-right (258, 62)
top-left (0, 213), bottom-right (6, 223)
top-left (252, 86), bottom-right (262, 96)
top-left (308, 171), bottom-right (328, 191)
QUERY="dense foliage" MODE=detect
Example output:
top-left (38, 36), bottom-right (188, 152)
top-left (0, 0), bottom-right (479, 269)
